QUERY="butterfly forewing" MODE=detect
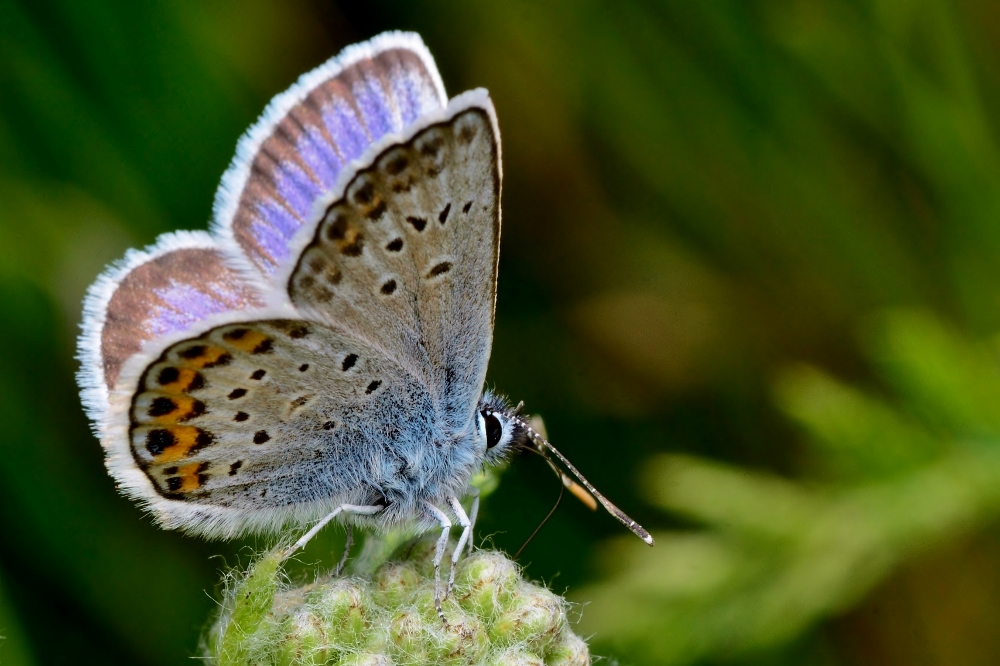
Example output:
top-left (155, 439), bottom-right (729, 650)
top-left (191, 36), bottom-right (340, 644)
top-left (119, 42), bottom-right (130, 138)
top-left (289, 106), bottom-right (500, 431)
top-left (130, 319), bottom-right (433, 516)
top-left (218, 36), bottom-right (447, 275)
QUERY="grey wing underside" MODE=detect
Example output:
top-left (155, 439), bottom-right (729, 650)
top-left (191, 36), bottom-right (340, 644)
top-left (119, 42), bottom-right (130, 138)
top-left (129, 319), bottom-right (433, 512)
top-left (288, 107), bottom-right (500, 433)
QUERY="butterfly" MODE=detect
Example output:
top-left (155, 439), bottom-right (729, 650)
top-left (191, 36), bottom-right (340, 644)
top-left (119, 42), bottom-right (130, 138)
top-left (77, 31), bottom-right (651, 621)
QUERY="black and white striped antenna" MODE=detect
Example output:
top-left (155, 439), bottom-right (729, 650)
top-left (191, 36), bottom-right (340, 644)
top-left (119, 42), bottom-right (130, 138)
top-left (515, 417), bottom-right (654, 546)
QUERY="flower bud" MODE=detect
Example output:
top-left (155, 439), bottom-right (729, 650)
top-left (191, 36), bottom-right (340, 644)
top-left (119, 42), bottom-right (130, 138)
top-left (206, 537), bottom-right (589, 665)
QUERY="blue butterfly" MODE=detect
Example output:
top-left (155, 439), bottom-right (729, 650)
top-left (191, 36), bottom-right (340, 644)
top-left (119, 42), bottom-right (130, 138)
top-left (77, 31), bottom-right (651, 622)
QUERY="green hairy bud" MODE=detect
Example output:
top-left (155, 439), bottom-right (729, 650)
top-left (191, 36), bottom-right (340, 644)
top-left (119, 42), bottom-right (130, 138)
top-left (206, 537), bottom-right (590, 666)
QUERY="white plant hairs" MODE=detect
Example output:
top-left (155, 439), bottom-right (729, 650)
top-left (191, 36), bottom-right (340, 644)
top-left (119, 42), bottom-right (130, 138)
top-left (77, 30), bottom-right (650, 623)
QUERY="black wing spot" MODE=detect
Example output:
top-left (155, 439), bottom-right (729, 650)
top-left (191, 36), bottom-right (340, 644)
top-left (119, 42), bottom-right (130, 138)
top-left (323, 421), bottom-right (335, 430)
top-left (327, 215), bottom-right (348, 240)
top-left (463, 201), bottom-right (473, 214)
top-left (229, 461), bottom-right (243, 476)
top-left (366, 380), bottom-right (382, 394)
top-left (341, 236), bottom-right (364, 256)
top-left (286, 325), bottom-right (309, 339)
top-left (386, 238), bottom-right (403, 252)
top-left (204, 352), bottom-right (231, 369)
top-left (167, 477), bottom-right (182, 491)
top-left (459, 123), bottom-right (477, 143)
top-left (179, 345), bottom-right (206, 359)
top-left (342, 354), bottom-right (358, 371)
top-left (250, 369), bottom-right (266, 380)
top-left (353, 181), bottom-right (375, 205)
top-left (228, 388), bottom-right (247, 400)
top-left (187, 400), bottom-right (207, 419)
top-left (420, 137), bottom-right (443, 156)
top-left (438, 203), bottom-right (451, 224)
top-left (252, 339), bottom-right (273, 354)
top-left (406, 216), bottom-right (427, 232)
top-left (386, 155), bottom-right (409, 174)
top-left (366, 200), bottom-right (387, 221)
top-left (223, 328), bottom-right (249, 341)
top-left (158, 367), bottom-right (179, 385)
top-left (253, 430), bottom-right (270, 444)
top-left (196, 466), bottom-right (210, 487)
top-left (148, 397), bottom-right (178, 417)
top-left (191, 430), bottom-right (215, 455)
top-left (234, 411), bottom-right (249, 422)
top-left (428, 262), bottom-right (453, 278)
top-left (299, 364), bottom-right (309, 372)
top-left (146, 429), bottom-right (175, 456)
top-left (381, 279), bottom-right (397, 295)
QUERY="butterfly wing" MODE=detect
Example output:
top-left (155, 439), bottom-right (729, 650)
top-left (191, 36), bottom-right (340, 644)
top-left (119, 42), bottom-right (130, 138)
top-left (126, 318), bottom-right (433, 537)
top-left (213, 31), bottom-right (447, 276)
top-left (284, 95), bottom-right (501, 433)
top-left (79, 233), bottom-right (435, 537)
top-left (78, 231), bottom-right (266, 426)
top-left (211, 30), bottom-right (500, 432)
top-left (77, 33), bottom-right (498, 537)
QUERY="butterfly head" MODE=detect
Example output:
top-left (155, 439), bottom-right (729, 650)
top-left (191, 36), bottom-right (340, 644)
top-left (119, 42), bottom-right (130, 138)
top-left (475, 390), bottom-right (655, 547)
top-left (476, 390), bottom-right (532, 465)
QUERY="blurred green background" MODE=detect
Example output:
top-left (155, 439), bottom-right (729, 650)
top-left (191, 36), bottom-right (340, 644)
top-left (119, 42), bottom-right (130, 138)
top-left (5, 0), bottom-right (1000, 664)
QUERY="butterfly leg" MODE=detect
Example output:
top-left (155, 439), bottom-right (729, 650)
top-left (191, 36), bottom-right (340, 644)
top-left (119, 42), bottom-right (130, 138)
top-left (466, 486), bottom-right (481, 557)
top-left (334, 525), bottom-right (354, 576)
top-left (424, 501), bottom-right (453, 624)
top-left (284, 504), bottom-right (381, 558)
top-left (447, 496), bottom-right (472, 597)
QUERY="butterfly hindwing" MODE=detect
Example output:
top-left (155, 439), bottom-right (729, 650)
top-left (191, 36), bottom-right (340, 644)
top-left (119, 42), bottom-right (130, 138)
top-left (129, 319), bottom-right (433, 536)
top-left (287, 97), bottom-right (500, 431)
top-left (78, 231), bottom-right (266, 426)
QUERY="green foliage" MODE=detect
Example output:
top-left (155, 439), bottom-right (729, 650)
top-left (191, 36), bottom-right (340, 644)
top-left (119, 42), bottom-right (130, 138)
top-left (207, 538), bottom-right (587, 666)
top-left (577, 309), bottom-right (1000, 663)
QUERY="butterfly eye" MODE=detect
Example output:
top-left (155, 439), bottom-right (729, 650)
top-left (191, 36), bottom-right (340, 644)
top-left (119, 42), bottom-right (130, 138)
top-left (483, 411), bottom-right (503, 449)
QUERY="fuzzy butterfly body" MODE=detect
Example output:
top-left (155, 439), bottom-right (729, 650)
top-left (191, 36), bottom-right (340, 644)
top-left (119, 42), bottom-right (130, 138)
top-left (78, 32), bottom-right (650, 618)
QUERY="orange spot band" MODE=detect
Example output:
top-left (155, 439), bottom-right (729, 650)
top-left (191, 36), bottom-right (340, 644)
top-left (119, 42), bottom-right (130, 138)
top-left (159, 367), bottom-right (201, 393)
top-left (147, 395), bottom-right (204, 424)
top-left (150, 425), bottom-right (207, 462)
top-left (177, 462), bottom-right (204, 491)
top-left (184, 345), bottom-right (230, 368)
top-left (225, 329), bottom-right (271, 354)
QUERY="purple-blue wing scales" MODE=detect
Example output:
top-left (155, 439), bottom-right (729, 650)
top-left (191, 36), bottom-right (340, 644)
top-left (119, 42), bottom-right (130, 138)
top-left (77, 231), bottom-right (275, 534)
top-left (77, 231), bottom-right (267, 435)
top-left (213, 32), bottom-right (447, 276)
